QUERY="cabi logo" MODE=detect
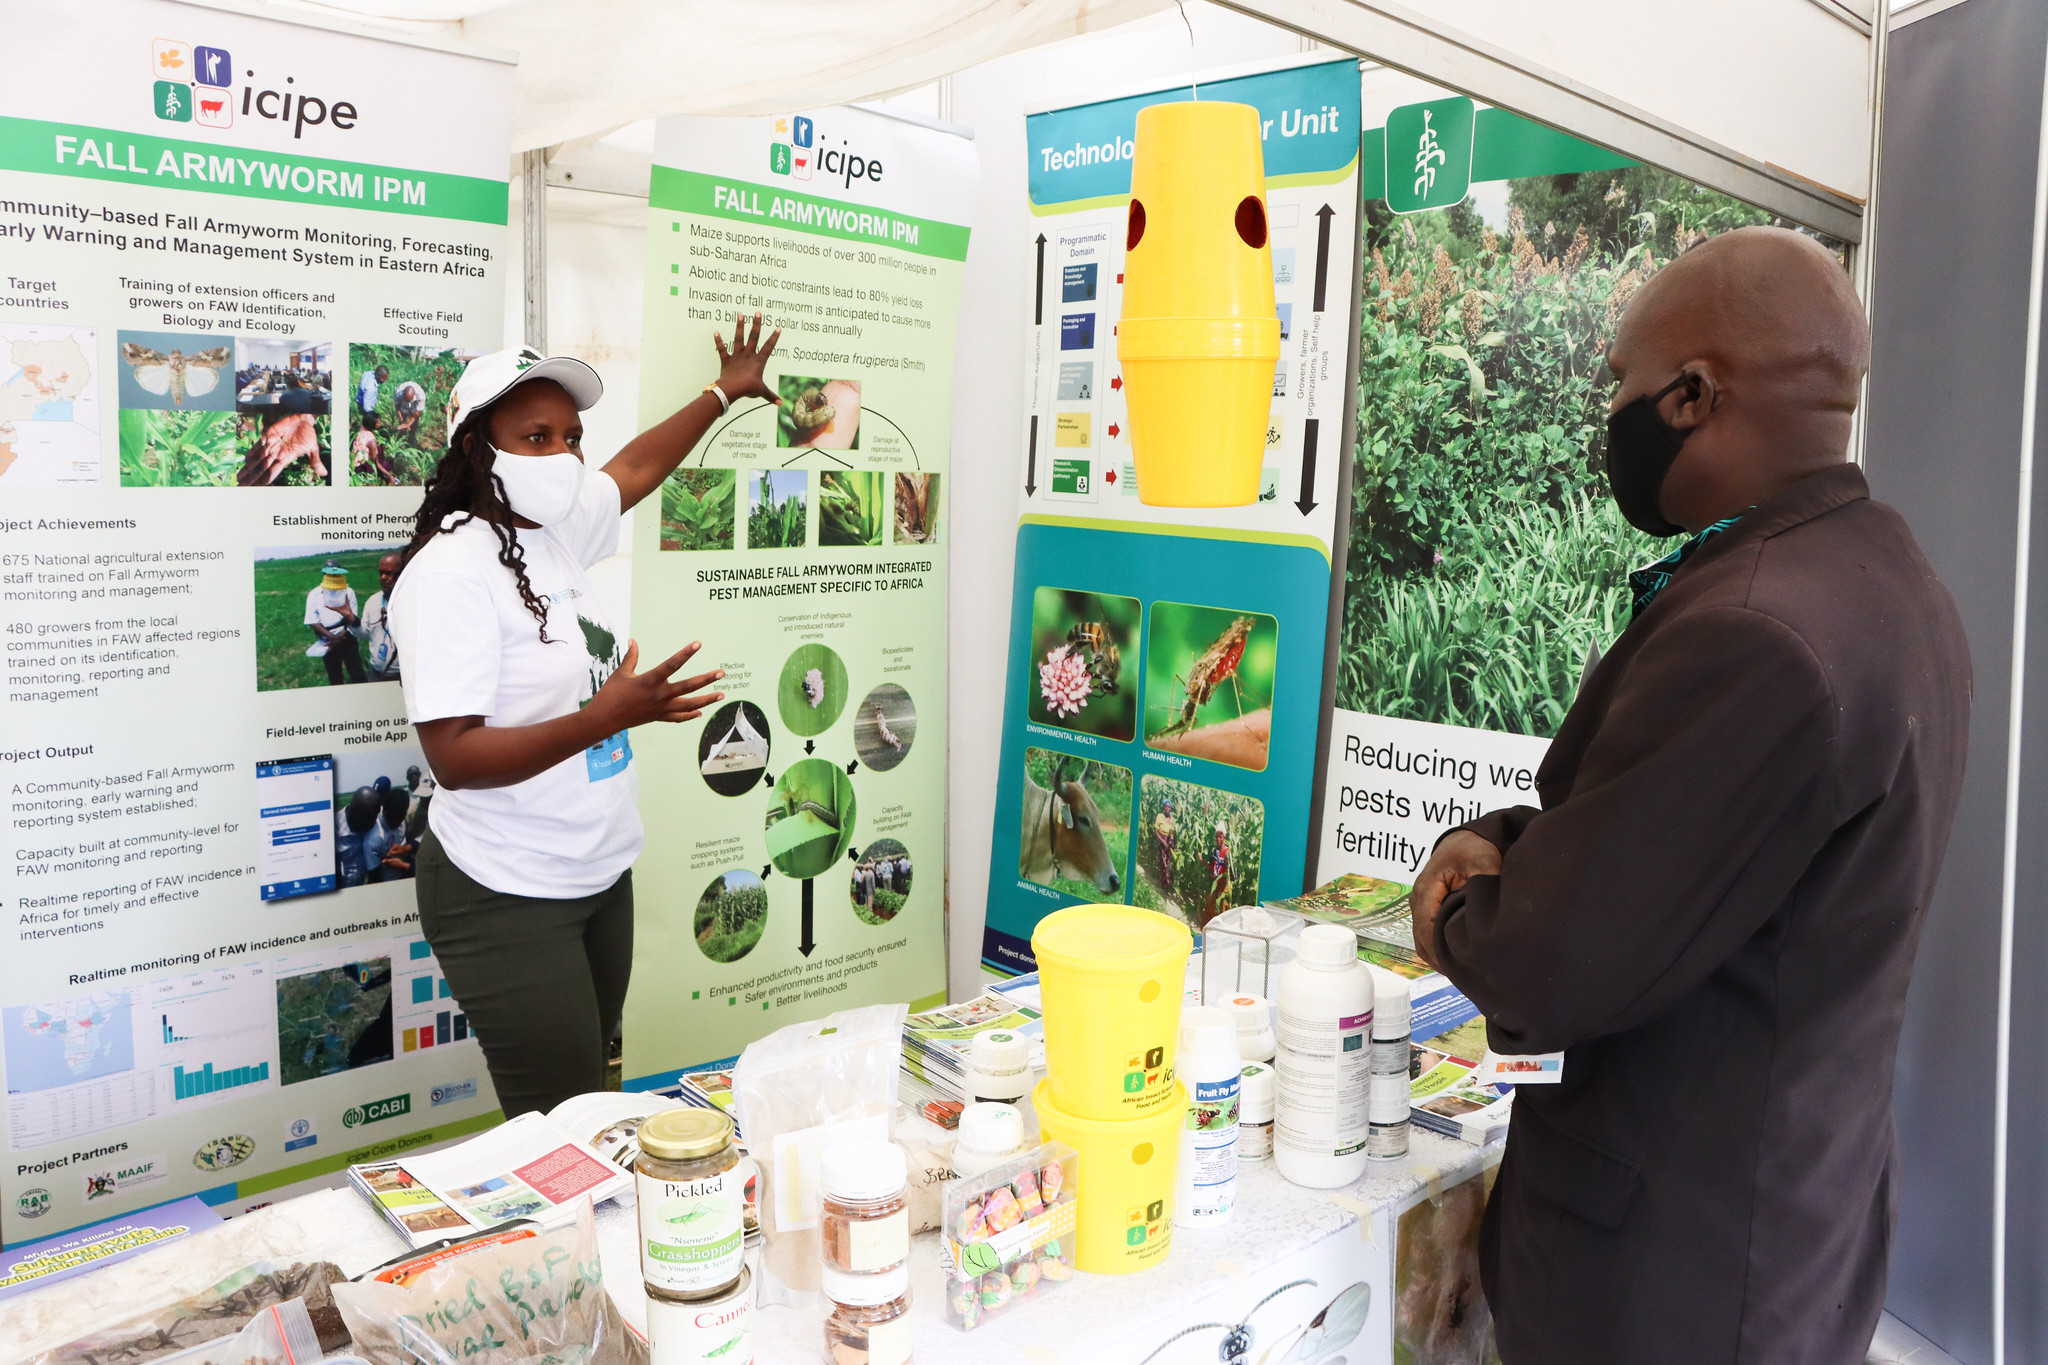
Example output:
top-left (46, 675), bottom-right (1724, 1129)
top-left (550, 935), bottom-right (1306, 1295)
top-left (344, 1092), bottom-right (412, 1128)
top-left (150, 37), bottom-right (361, 139)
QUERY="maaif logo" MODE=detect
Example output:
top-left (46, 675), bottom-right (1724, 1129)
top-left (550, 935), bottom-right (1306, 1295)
top-left (151, 37), bottom-right (232, 129)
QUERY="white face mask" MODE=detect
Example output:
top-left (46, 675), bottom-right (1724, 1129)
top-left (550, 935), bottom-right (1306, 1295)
top-left (491, 446), bottom-right (585, 526)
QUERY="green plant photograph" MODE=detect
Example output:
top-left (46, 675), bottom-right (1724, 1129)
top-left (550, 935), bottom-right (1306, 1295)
top-left (347, 343), bottom-right (476, 486)
top-left (1143, 602), bottom-right (1278, 771)
top-left (777, 641), bottom-right (848, 736)
top-left (1132, 775), bottom-right (1265, 931)
top-left (747, 469), bottom-right (808, 548)
top-left (851, 838), bottom-right (912, 926)
top-left (120, 408), bottom-right (327, 487)
top-left (661, 467), bottom-right (736, 551)
top-left (818, 470), bottom-right (885, 547)
top-left (1345, 167), bottom-right (1839, 736)
top-left (253, 544), bottom-right (405, 691)
top-left (695, 870), bottom-right (768, 963)
top-left (119, 408), bottom-right (235, 486)
top-left (1028, 587), bottom-right (1138, 741)
top-left (1019, 748), bottom-right (1131, 904)
top-left (764, 758), bottom-right (857, 880)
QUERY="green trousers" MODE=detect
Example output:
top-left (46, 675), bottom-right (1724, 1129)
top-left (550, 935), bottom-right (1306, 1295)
top-left (416, 828), bottom-right (633, 1117)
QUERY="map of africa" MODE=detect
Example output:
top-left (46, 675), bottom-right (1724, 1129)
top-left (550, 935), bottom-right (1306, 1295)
top-left (0, 325), bottom-right (100, 486)
top-left (4, 992), bottom-right (134, 1093)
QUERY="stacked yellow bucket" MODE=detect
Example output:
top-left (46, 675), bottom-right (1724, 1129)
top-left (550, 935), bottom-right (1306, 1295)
top-left (1117, 100), bottom-right (1282, 508)
top-left (1030, 905), bottom-right (1192, 1273)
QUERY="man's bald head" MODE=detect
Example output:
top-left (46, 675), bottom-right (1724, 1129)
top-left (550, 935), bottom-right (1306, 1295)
top-left (1606, 225), bottom-right (1869, 532)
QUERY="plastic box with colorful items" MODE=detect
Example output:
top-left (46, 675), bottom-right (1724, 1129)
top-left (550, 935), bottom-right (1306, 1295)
top-left (939, 1141), bottom-right (1078, 1330)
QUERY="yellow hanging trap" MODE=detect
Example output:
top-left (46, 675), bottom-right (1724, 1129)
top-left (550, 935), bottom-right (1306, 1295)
top-left (1117, 100), bottom-right (1281, 508)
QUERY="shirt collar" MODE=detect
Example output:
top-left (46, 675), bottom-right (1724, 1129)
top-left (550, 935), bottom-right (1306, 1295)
top-left (1628, 514), bottom-right (1745, 621)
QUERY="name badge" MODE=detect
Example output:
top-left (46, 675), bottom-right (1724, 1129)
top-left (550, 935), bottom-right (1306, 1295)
top-left (586, 729), bottom-right (632, 782)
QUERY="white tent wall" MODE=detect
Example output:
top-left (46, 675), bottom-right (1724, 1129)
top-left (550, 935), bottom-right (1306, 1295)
top-left (1298, 0), bottom-right (1876, 201)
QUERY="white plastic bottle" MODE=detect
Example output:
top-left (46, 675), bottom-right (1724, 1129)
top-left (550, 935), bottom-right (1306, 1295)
top-left (1237, 1061), bottom-right (1274, 1161)
top-left (1367, 965), bottom-right (1412, 1161)
top-left (950, 1102), bottom-right (1027, 1179)
top-left (1174, 1005), bottom-right (1240, 1226)
top-left (1274, 924), bottom-right (1375, 1188)
top-left (965, 1028), bottom-right (1034, 1105)
top-left (1217, 992), bottom-right (1276, 1063)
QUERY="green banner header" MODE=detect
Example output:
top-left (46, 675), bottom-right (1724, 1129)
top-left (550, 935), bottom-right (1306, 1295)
top-left (0, 116), bottom-right (508, 224)
top-left (650, 165), bottom-right (969, 262)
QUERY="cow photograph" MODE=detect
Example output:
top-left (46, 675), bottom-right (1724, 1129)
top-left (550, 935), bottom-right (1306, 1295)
top-left (1018, 748), bottom-right (1131, 904)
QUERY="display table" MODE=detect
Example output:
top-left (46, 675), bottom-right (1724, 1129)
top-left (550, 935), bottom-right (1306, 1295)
top-left (300, 1129), bottom-right (1501, 1365)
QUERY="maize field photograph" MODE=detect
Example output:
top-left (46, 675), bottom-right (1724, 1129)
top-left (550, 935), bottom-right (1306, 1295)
top-left (748, 468), bottom-right (808, 548)
top-left (1132, 775), bottom-right (1264, 931)
top-left (694, 869), bottom-right (768, 963)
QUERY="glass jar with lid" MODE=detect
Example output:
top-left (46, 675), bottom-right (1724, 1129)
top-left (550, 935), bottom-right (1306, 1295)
top-left (822, 1263), bottom-right (912, 1365)
top-left (635, 1108), bottom-right (743, 1300)
top-left (820, 1138), bottom-right (909, 1274)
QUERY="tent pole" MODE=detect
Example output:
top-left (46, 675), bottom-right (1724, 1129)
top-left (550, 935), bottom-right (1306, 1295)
top-left (521, 147), bottom-right (549, 351)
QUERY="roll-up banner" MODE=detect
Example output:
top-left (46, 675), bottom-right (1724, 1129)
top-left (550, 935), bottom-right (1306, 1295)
top-left (981, 56), bottom-right (1363, 972)
top-left (622, 108), bottom-right (975, 1086)
top-left (1313, 71), bottom-right (1837, 892)
top-left (0, 1), bottom-right (512, 1243)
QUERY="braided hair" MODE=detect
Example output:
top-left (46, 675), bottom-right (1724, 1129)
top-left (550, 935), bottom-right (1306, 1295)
top-left (399, 405), bottom-right (553, 642)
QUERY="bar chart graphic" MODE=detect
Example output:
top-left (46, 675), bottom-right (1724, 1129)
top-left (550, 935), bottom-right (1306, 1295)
top-left (172, 1059), bottom-right (271, 1099)
top-left (141, 968), bottom-right (279, 1110)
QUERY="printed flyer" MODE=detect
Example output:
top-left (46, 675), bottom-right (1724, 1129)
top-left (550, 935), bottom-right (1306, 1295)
top-left (622, 107), bottom-right (975, 1085)
top-left (981, 55), bottom-right (1363, 973)
top-left (1312, 71), bottom-right (1836, 884)
top-left (0, 0), bottom-right (511, 1242)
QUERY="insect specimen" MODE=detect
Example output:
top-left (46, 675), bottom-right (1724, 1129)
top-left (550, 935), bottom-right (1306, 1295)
top-left (803, 667), bottom-right (826, 707)
top-left (874, 703), bottom-right (903, 751)
top-left (120, 342), bottom-right (230, 407)
top-left (1065, 620), bottom-right (1123, 695)
top-left (1152, 615), bottom-right (1256, 739)
top-left (790, 386), bottom-right (835, 435)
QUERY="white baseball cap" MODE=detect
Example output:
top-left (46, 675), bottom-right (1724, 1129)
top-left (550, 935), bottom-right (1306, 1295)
top-left (444, 344), bottom-right (602, 448)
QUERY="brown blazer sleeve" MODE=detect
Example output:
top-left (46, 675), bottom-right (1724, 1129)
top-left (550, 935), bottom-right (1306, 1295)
top-left (1433, 606), bottom-right (1839, 1055)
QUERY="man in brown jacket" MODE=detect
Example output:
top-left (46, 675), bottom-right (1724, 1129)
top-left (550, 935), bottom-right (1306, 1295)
top-left (1412, 227), bottom-right (1971, 1364)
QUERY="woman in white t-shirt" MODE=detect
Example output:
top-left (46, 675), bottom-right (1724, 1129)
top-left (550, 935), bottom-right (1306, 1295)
top-left (389, 318), bottom-right (778, 1115)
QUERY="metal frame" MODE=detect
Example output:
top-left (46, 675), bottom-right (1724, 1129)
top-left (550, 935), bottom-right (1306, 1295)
top-left (1209, 0), bottom-right (1866, 242)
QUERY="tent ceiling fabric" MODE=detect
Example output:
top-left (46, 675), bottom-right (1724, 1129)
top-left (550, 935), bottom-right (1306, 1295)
top-left (284, 0), bottom-right (1179, 150)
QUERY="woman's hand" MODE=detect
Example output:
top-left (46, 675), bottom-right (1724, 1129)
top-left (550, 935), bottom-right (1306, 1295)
top-left (588, 640), bottom-right (725, 732)
top-left (418, 640), bottom-right (724, 791)
top-left (602, 311), bottom-right (783, 513)
top-left (714, 312), bottom-right (782, 403)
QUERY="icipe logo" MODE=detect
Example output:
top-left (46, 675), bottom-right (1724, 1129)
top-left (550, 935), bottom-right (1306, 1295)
top-left (150, 38), bottom-right (361, 139)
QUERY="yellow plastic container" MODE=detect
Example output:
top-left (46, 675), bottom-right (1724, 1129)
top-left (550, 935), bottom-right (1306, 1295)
top-left (1032, 905), bottom-right (1192, 1120)
top-left (1118, 100), bottom-right (1281, 508)
top-left (1034, 1078), bottom-right (1183, 1274)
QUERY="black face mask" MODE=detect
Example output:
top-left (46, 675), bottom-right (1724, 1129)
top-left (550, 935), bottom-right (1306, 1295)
top-left (1604, 375), bottom-right (1692, 537)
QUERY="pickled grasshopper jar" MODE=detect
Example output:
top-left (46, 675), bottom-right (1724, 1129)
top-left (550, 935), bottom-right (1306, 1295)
top-left (636, 1108), bottom-right (744, 1300)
